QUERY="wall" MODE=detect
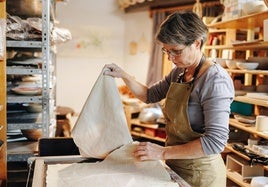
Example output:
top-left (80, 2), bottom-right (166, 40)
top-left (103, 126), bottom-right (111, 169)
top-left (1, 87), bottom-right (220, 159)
top-left (55, 0), bottom-right (152, 113)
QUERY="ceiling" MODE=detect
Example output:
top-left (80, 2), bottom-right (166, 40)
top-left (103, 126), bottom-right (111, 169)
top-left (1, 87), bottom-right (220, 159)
top-left (124, 0), bottom-right (221, 13)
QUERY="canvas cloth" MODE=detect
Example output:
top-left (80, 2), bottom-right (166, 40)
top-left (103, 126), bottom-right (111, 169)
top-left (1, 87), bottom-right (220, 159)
top-left (46, 143), bottom-right (179, 187)
top-left (72, 68), bottom-right (133, 159)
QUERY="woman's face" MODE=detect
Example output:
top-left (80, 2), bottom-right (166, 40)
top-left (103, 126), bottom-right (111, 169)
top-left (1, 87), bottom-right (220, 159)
top-left (162, 41), bottom-right (200, 68)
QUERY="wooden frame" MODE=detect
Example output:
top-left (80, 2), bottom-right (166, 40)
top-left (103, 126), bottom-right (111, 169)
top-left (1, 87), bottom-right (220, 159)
top-left (31, 156), bottom-right (191, 187)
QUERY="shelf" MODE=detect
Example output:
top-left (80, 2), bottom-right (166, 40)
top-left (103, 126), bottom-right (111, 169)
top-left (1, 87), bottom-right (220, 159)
top-left (225, 144), bottom-right (250, 161)
top-left (205, 45), bottom-right (232, 50)
top-left (131, 118), bottom-right (159, 129)
top-left (208, 11), bottom-right (268, 29)
top-left (205, 41), bottom-right (268, 50)
top-left (6, 40), bottom-right (42, 49)
top-left (131, 131), bottom-right (165, 142)
top-left (226, 170), bottom-right (251, 187)
top-left (206, 7), bottom-right (268, 185)
top-left (226, 69), bottom-right (268, 75)
top-left (208, 28), bottom-right (228, 33)
top-left (7, 123), bottom-right (43, 131)
top-left (130, 118), bottom-right (165, 142)
top-left (232, 41), bottom-right (268, 50)
top-left (226, 143), bottom-right (268, 172)
top-left (229, 118), bottom-right (268, 139)
top-left (6, 67), bottom-right (42, 75)
top-left (7, 95), bottom-right (42, 103)
top-left (234, 96), bottom-right (268, 107)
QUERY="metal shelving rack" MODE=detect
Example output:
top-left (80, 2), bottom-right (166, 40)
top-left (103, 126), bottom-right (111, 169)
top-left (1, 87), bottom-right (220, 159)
top-left (6, 0), bottom-right (56, 138)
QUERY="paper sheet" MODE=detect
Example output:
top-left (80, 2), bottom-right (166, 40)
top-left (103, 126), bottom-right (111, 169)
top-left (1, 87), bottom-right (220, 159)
top-left (71, 68), bottom-right (133, 158)
top-left (46, 143), bottom-right (179, 187)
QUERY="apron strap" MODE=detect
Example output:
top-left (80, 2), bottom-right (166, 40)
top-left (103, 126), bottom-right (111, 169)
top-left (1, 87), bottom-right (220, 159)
top-left (176, 54), bottom-right (206, 83)
top-left (192, 54), bottom-right (206, 82)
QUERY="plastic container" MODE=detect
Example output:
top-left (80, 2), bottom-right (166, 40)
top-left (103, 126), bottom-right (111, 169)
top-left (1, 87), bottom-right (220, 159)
top-left (231, 101), bottom-right (253, 116)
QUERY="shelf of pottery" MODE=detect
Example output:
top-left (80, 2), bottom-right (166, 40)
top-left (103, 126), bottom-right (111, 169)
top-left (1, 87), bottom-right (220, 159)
top-left (206, 9), bottom-right (268, 186)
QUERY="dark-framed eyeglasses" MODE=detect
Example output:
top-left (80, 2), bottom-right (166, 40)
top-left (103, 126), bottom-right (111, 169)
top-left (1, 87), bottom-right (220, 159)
top-left (161, 46), bottom-right (187, 57)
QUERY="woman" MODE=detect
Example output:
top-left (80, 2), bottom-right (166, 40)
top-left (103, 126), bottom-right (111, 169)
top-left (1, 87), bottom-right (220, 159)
top-left (104, 11), bottom-right (234, 187)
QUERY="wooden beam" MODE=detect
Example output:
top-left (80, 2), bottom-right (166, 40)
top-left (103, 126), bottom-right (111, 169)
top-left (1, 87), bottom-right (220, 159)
top-left (124, 0), bottom-right (220, 13)
top-left (150, 1), bottom-right (222, 13)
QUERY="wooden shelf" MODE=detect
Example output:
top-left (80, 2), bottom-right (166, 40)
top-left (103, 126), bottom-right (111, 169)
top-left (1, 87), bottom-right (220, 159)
top-left (226, 170), bottom-right (251, 187)
top-left (205, 45), bottom-right (232, 50)
top-left (234, 96), bottom-right (268, 107)
top-left (131, 131), bottom-right (165, 142)
top-left (208, 11), bottom-right (268, 29)
top-left (227, 69), bottom-right (268, 75)
top-left (130, 118), bottom-right (165, 143)
top-left (131, 118), bottom-right (159, 129)
top-left (231, 41), bottom-right (268, 50)
top-left (206, 6), bottom-right (268, 186)
top-left (208, 28), bottom-right (228, 33)
top-left (225, 144), bottom-right (250, 161)
top-left (226, 143), bottom-right (268, 171)
top-left (205, 41), bottom-right (268, 50)
top-left (229, 118), bottom-right (268, 139)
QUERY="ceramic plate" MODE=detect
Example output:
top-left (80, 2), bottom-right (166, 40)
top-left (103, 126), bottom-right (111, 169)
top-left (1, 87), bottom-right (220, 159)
top-left (11, 87), bottom-right (42, 96)
top-left (235, 90), bottom-right (247, 96)
top-left (234, 114), bottom-right (256, 124)
top-left (22, 75), bottom-right (42, 82)
top-left (232, 39), bottom-right (263, 46)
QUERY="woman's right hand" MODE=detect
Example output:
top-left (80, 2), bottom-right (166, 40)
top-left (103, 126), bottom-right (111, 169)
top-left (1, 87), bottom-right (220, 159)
top-left (104, 63), bottom-right (126, 79)
top-left (104, 63), bottom-right (148, 102)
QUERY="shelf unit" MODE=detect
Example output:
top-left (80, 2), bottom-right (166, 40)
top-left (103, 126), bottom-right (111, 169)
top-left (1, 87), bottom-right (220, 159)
top-left (0, 1), bottom-right (6, 186)
top-left (130, 118), bottom-right (165, 143)
top-left (6, 0), bottom-right (56, 140)
top-left (205, 11), bottom-right (268, 60)
top-left (124, 105), bottom-right (166, 144)
top-left (207, 11), bottom-right (268, 186)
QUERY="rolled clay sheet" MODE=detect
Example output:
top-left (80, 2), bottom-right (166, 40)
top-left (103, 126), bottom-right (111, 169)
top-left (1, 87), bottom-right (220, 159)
top-left (46, 143), bottom-right (179, 187)
top-left (71, 68), bottom-right (133, 158)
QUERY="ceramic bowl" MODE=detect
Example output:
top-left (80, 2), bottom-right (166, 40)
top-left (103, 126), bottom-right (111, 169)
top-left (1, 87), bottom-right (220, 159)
top-left (236, 62), bottom-right (259, 70)
top-left (226, 59), bottom-right (238, 69)
top-left (21, 129), bottom-right (42, 141)
top-left (214, 58), bottom-right (228, 68)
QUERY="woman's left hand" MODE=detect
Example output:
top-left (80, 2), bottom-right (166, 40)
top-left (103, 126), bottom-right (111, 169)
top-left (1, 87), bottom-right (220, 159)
top-left (133, 142), bottom-right (165, 161)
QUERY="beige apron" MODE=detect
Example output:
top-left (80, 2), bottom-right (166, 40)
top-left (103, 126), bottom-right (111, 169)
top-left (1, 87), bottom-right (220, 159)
top-left (162, 59), bottom-right (226, 187)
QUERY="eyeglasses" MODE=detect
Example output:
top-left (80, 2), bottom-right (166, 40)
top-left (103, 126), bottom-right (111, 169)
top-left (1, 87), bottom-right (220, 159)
top-left (161, 46), bottom-right (187, 57)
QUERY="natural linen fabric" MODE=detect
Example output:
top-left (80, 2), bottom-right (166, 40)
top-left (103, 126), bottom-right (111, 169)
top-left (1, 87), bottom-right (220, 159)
top-left (45, 143), bottom-right (178, 187)
top-left (71, 68), bottom-right (133, 159)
